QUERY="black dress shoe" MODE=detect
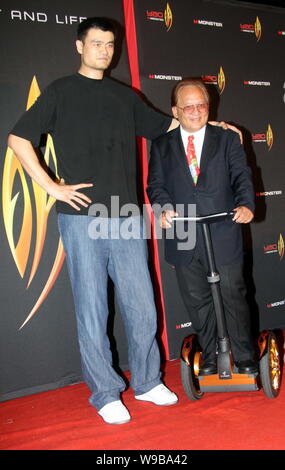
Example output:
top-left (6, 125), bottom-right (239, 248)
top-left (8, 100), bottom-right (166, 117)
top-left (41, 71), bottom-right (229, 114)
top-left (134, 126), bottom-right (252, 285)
top-left (199, 361), bottom-right (217, 376)
top-left (237, 360), bottom-right (258, 374)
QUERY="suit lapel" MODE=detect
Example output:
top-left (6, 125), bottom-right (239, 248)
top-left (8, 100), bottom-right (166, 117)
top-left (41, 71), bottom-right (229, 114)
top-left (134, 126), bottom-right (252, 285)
top-left (169, 127), bottom-right (190, 176)
top-left (199, 124), bottom-right (219, 174)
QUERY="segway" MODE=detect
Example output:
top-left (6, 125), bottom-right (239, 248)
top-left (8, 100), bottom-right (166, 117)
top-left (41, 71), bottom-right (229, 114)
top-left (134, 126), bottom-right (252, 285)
top-left (172, 211), bottom-right (282, 400)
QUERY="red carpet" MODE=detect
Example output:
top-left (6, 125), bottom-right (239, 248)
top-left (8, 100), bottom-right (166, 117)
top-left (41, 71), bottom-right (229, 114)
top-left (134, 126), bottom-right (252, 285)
top-left (1, 359), bottom-right (285, 451)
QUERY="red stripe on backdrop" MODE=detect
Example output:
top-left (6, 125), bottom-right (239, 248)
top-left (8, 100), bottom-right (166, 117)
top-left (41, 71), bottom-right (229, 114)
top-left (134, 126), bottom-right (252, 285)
top-left (123, 0), bottom-right (170, 359)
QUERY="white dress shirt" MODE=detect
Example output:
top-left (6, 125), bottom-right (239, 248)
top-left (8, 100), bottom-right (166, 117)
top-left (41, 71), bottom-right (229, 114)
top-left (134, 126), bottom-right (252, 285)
top-left (180, 125), bottom-right (206, 167)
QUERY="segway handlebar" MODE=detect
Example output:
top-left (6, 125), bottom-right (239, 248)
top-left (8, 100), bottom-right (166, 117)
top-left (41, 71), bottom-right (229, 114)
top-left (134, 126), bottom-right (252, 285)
top-left (172, 211), bottom-right (235, 224)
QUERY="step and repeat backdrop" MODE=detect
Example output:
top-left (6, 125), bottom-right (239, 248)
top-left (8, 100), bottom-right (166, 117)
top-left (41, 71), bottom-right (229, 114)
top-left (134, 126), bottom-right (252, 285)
top-left (1, 0), bottom-right (285, 401)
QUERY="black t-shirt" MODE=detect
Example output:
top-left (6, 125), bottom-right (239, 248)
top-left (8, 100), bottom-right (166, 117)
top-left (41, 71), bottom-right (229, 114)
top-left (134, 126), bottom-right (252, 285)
top-left (11, 73), bottom-right (172, 215)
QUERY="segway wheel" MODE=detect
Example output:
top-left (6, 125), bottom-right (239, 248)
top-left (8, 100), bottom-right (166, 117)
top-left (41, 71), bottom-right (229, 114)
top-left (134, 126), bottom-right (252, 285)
top-left (259, 332), bottom-right (281, 399)
top-left (180, 356), bottom-right (204, 401)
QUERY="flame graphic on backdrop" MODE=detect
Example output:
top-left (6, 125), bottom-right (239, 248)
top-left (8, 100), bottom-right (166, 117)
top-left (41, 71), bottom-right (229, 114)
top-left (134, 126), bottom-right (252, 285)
top-left (266, 124), bottom-right (273, 150)
top-left (2, 77), bottom-right (65, 329)
top-left (164, 2), bottom-right (173, 31)
top-left (255, 16), bottom-right (262, 42)
top-left (218, 66), bottom-right (225, 94)
top-left (278, 234), bottom-right (284, 260)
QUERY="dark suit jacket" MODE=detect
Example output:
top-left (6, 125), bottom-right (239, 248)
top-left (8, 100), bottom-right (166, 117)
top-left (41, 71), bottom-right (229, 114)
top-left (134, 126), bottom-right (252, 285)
top-left (147, 124), bottom-right (255, 266)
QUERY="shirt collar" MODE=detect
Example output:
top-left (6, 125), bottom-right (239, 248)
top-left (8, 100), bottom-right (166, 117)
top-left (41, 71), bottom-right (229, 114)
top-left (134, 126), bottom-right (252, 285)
top-left (180, 124), bottom-right (206, 141)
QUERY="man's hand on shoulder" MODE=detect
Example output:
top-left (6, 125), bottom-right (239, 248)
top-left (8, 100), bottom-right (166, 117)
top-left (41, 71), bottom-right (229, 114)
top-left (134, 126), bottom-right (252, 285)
top-left (208, 121), bottom-right (243, 144)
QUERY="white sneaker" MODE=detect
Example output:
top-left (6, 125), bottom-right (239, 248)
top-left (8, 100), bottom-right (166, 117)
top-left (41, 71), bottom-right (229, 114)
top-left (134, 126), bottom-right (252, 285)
top-left (98, 400), bottom-right (131, 425)
top-left (135, 384), bottom-right (178, 406)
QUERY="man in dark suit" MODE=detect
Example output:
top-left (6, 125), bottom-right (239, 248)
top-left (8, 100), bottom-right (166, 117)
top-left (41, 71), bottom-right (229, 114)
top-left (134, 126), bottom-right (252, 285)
top-left (147, 78), bottom-right (257, 375)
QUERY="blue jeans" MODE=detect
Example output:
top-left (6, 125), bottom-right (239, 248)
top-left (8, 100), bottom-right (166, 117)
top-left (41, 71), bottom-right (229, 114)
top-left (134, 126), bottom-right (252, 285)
top-left (58, 214), bottom-right (162, 410)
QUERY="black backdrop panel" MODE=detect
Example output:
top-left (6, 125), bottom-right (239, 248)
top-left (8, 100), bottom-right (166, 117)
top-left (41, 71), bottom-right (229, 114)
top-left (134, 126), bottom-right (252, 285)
top-left (134, 0), bottom-right (285, 357)
top-left (1, 0), bottom-right (285, 400)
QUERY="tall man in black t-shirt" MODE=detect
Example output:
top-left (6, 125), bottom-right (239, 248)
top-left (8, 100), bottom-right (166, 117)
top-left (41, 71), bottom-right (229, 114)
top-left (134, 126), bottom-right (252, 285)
top-left (8, 17), bottom-right (179, 425)
top-left (8, 17), bottom-right (241, 425)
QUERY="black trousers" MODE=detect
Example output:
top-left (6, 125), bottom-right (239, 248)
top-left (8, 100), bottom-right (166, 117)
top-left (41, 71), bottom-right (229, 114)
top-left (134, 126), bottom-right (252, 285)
top-left (175, 252), bottom-right (256, 363)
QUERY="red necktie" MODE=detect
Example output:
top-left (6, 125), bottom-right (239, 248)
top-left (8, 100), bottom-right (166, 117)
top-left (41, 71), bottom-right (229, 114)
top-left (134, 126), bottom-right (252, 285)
top-left (186, 135), bottom-right (200, 185)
